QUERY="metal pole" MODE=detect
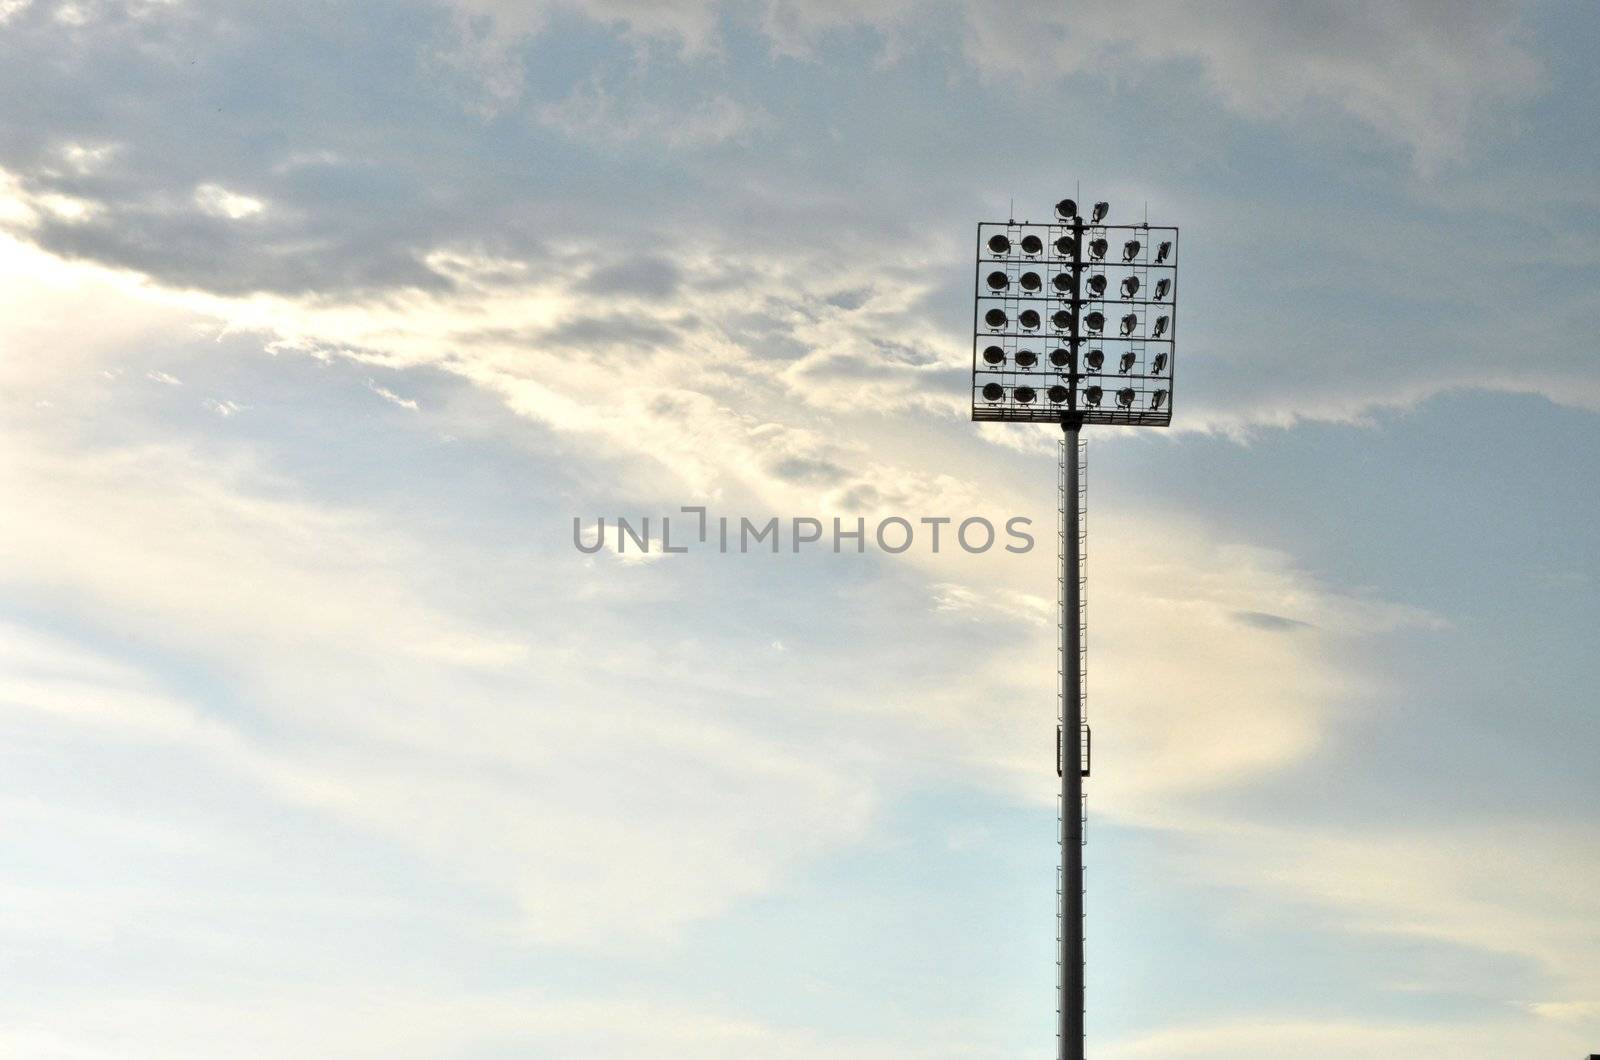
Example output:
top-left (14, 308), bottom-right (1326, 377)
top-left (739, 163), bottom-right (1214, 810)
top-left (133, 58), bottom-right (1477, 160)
top-left (1054, 213), bottom-right (1087, 1060)
top-left (1060, 419), bottom-right (1084, 1060)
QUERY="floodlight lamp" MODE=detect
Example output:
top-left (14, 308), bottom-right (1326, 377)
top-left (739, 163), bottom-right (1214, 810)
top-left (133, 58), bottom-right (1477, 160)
top-left (1118, 352), bottom-right (1136, 373)
top-left (983, 345), bottom-right (1005, 365)
top-left (1117, 387), bottom-right (1136, 408)
top-left (1056, 198), bottom-right (1078, 220)
top-left (1049, 348), bottom-right (1071, 368)
top-left (1089, 238), bottom-right (1108, 260)
top-left (1154, 277), bottom-right (1170, 300)
top-left (1020, 271), bottom-right (1042, 291)
top-left (1055, 235), bottom-right (1077, 257)
top-left (1053, 272), bottom-right (1076, 293)
top-left (1121, 275), bottom-right (1140, 299)
top-left (987, 270), bottom-right (1009, 291)
top-left (985, 308), bottom-right (1008, 328)
top-left (1086, 274), bottom-right (1107, 297)
top-left (1119, 312), bottom-right (1138, 336)
top-left (1156, 240), bottom-right (1172, 263)
top-left (1048, 385), bottom-right (1069, 403)
top-left (1151, 389), bottom-right (1168, 409)
top-left (981, 382), bottom-right (1004, 401)
top-left (1091, 201), bottom-right (1109, 223)
top-left (1122, 239), bottom-right (1141, 262)
top-left (1085, 349), bottom-right (1104, 371)
top-left (1016, 349), bottom-right (1038, 368)
top-left (1084, 311), bottom-right (1105, 333)
top-left (1052, 309), bottom-right (1073, 330)
top-left (988, 234), bottom-right (1011, 255)
top-left (1015, 385), bottom-right (1036, 403)
top-left (1152, 315), bottom-right (1169, 338)
top-left (1020, 234), bottom-right (1044, 255)
top-left (1019, 309), bottom-right (1041, 330)
top-left (1084, 385), bottom-right (1103, 405)
top-left (1151, 351), bottom-right (1168, 372)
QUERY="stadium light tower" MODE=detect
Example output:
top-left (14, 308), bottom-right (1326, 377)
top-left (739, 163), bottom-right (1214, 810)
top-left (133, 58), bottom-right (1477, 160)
top-left (971, 196), bottom-right (1178, 1060)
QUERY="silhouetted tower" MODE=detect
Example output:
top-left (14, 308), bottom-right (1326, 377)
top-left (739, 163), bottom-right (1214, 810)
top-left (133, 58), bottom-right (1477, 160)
top-left (970, 197), bottom-right (1179, 1060)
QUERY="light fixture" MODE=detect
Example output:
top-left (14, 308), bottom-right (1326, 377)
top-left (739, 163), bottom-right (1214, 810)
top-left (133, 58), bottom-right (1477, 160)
top-left (983, 345), bottom-right (1005, 365)
top-left (1086, 274), bottom-right (1107, 297)
top-left (1151, 351), bottom-right (1168, 372)
top-left (1054, 272), bottom-right (1076, 293)
top-left (1019, 309), bottom-right (1041, 330)
top-left (985, 308), bottom-right (1008, 328)
top-left (1154, 277), bottom-right (1170, 300)
top-left (1056, 199), bottom-right (1078, 220)
top-left (1056, 235), bottom-right (1077, 256)
top-left (1119, 313), bottom-right (1138, 336)
top-left (988, 234), bottom-right (1011, 255)
top-left (1085, 349), bottom-right (1104, 371)
top-left (1151, 389), bottom-right (1168, 409)
top-left (1048, 385), bottom-right (1069, 403)
top-left (1156, 240), bottom-right (1171, 263)
top-left (1118, 352), bottom-right (1136, 373)
top-left (1152, 315), bottom-right (1169, 338)
top-left (987, 270), bottom-right (1009, 291)
top-left (1088, 238), bottom-right (1108, 260)
top-left (1084, 311), bottom-right (1105, 333)
top-left (1021, 271), bottom-right (1042, 291)
top-left (1050, 348), bottom-right (1071, 368)
top-left (1091, 201), bottom-right (1109, 223)
top-left (1016, 349), bottom-right (1038, 368)
top-left (1122, 239), bottom-right (1141, 262)
top-left (1052, 309), bottom-right (1073, 330)
top-left (1084, 385), bottom-right (1103, 405)
top-left (981, 382), bottom-right (1003, 401)
top-left (1020, 234), bottom-right (1044, 255)
top-left (1120, 275), bottom-right (1140, 298)
top-left (1015, 385), bottom-right (1036, 403)
top-left (1117, 387), bottom-right (1136, 408)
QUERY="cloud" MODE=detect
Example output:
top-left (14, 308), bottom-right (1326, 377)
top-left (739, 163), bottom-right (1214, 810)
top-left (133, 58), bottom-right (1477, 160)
top-left (960, 1), bottom-right (1542, 168)
top-left (1101, 1012), bottom-right (1597, 1060)
top-left (538, 79), bottom-right (765, 147)
top-left (193, 182), bottom-right (266, 220)
top-left (366, 378), bottom-right (419, 410)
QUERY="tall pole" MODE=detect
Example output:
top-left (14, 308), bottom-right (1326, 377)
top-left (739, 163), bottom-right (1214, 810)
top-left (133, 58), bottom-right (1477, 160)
top-left (1058, 211), bottom-right (1087, 1060)
top-left (970, 199), bottom-right (1176, 1060)
top-left (1060, 418), bottom-right (1084, 1060)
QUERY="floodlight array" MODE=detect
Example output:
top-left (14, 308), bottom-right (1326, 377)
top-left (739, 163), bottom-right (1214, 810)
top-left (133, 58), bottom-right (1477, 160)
top-left (971, 202), bottom-right (1177, 426)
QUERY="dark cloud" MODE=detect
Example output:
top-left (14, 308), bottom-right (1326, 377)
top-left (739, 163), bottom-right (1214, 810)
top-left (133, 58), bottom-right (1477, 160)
top-left (587, 256), bottom-right (681, 299)
top-left (1233, 610), bottom-right (1314, 633)
top-left (766, 455), bottom-right (848, 485)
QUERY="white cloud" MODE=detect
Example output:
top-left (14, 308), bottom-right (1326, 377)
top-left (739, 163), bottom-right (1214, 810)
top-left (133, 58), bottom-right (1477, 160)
top-left (193, 182), bottom-right (266, 220)
top-left (365, 378), bottom-right (419, 410)
top-left (60, 141), bottom-right (117, 174)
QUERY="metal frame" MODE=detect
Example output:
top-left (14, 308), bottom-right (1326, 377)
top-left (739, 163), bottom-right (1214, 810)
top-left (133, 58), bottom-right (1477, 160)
top-left (971, 217), bottom-right (1178, 426)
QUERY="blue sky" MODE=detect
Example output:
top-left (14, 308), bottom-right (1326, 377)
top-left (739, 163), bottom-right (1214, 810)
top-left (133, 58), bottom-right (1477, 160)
top-left (1, 1), bottom-right (1597, 1056)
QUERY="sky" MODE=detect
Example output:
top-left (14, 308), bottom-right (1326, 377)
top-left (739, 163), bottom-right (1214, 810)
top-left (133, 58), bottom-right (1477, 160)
top-left (0, 1), bottom-right (1598, 1057)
